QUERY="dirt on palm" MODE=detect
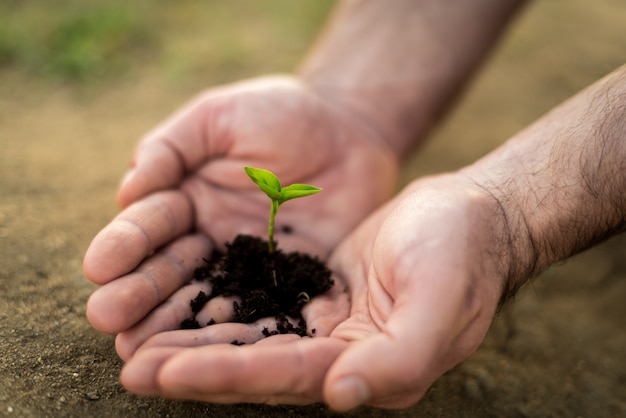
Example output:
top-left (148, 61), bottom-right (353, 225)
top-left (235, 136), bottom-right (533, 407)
top-left (1, 1), bottom-right (625, 417)
top-left (181, 234), bottom-right (333, 337)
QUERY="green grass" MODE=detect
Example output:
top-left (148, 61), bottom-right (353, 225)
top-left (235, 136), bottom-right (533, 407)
top-left (0, 0), bottom-right (334, 85)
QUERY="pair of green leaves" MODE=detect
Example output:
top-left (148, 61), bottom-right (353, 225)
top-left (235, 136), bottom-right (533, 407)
top-left (244, 166), bottom-right (321, 206)
top-left (244, 166), bottom-right (321, 254)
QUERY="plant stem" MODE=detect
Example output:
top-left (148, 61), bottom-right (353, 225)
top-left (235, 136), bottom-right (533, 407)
top-left (268, 199), bottom-right (279, 254)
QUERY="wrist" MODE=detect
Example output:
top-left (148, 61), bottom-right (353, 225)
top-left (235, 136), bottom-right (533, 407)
top-left (464, 174), bottom-right (541, 306)
top-left (300, 76), bottom-right (430, 159)
top-left (297, 0), bottom-right (527, 159)
top-left (460, 66), bottom-right (626, 306)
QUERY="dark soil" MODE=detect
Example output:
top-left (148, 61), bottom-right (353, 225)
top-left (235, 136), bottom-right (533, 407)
top-left (3, 1), bottom-right (626, 416)
top-left (180, 234), bottom-right (334, 338)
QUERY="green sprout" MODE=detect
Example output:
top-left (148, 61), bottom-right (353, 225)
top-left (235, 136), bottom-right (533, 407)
top-left (244, 166), bottom-right (321, 254)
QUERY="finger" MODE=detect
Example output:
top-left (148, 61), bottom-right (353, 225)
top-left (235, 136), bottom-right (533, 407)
top-left (86, 233), bottom-right (212, 335)
top-left (195, 295), bottom-right (240, 325)
top-left (83, 190), bottom-right (194, 285)
top-left (324, 270), bottom-right (475, 410)
top-left (300, 276), bottom-right (350, 337)
top-left (118, 274), bottom-right (314, 359)
top-left (118, 96), bottom-right (215, 208)
top-left (122, 338), bottom-right (348, 405)
top-left (115, 280), bottom-right (211, 361)
top-left (138, 323), bottom-right (263, 352)
top-left (324, 334), bottom-right (432, 411)
top-left (120, 346), bottom-right (318, 404)
top-left (139, 314), bottom-right (312, 352)
top-left (119, 346), bottom-right (180, 397)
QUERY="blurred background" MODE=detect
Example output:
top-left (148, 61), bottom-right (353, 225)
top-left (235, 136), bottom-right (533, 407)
top-left (0, 0), bottom-right (332, 85)
top-left (1, 0), bottom-right (625, 417)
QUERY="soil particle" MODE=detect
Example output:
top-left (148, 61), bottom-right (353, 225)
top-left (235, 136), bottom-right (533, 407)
top-left (182, 234), bottom-right (334, 337)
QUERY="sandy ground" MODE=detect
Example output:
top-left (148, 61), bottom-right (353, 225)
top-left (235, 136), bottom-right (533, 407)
top-left (1, 1), bottom-right (626, 417)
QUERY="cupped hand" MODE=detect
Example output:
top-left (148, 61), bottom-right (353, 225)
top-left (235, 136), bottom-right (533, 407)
top-left (83, 75), bottom-right (398, 357)
top-left (118, 174), bottom-right (509, 410)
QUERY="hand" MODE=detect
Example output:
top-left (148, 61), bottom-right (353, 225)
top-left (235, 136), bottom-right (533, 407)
top-left (118, 174), bottom-right (507, 410)
top-left (83, 75), bottom-right (398, 359)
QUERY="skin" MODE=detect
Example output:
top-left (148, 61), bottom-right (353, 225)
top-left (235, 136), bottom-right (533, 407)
top-left (83, 0), bottom-right (626, 412)
top-left (83, 75), bottom-right (398, 350)
top-left (113, 66), bottom-right (626, 410)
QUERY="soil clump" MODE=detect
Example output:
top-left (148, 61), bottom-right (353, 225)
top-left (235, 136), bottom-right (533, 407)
top-left (181, 234), bottom-right (334, 338)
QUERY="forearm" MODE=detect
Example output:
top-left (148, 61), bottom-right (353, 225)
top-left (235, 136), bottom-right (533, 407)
top-left (299, 0), bottom-right (526, 156)
top-left (462, 65), bottom-right (626, 299)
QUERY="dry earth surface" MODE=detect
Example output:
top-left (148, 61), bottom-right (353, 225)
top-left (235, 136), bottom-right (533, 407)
top-left (1, 1), bottom-right (625, 417)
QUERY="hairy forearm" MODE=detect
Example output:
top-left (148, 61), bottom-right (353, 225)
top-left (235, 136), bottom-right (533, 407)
top-left (299, 0), bottom-right (527, 156)
top-left (462, 65), bottom-right (626, 299)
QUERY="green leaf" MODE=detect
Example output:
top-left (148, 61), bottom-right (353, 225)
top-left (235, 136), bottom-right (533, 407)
top-left (279, 183), bottom-right (322, 205)
top-left (244, 166), bottom-right (282, 200)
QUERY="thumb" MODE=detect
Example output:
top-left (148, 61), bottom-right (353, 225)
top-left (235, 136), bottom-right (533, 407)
top-left (323, 331), bottom-right (439, 411)
top-left (324, 269), bottom-right (473, 411)
top-left (118, 94), bottom-right (220, 208)
top-left (118, 140), bottom-right (186, 208)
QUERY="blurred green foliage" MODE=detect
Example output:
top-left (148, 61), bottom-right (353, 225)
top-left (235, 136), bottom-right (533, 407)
top-left (0, 1), bottom-right (154, 81)
top-left (0, 0), bottom-right (333, 84)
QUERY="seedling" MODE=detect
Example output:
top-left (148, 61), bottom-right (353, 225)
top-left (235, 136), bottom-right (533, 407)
top-left (244, 166), bottom-right (321, 254)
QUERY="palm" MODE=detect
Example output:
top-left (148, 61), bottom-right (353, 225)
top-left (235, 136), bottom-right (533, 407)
top-left (169, 77), bottom-right (396, 257)
top-left (119, 176), bottom-right (505, 409)
top-left (83, 75), bottom-right (397, 359)
top-left (321, 177), bottom-right (505, 408)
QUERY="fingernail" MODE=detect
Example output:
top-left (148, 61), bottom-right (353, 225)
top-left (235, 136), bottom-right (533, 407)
top-left (331, 376), bottom-right (370, 411)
